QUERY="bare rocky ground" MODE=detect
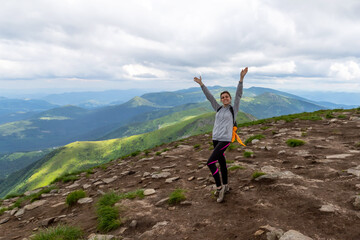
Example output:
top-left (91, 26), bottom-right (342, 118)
top-left (1, 110), bottom-right (360, 240)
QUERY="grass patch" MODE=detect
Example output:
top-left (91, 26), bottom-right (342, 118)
top-left (0, 207), bottom-right (7, 215)
top-left (228, 143), bottom-right (237, 151)
top-left (252, 171), bottom-right (266, 179)
top-left (355, 142), bottom-right (360, 148)
top-left (4, 192), bottom-right (22, 200)
top-left (299, 115), bottom-right (322, 121)
top-left (301, 132), bottom-right (307, 137)
top-left (260, 126), bottom-right (270, 130)
top-left (168, 189), bottom-right (186, 205)
top-left (155, 151), bottom-right (161, 156)
top-left (144, 150), bottom-right (150, 156)
top-left (243, 151), bottom-right (253, 158)
top-left (29, 186), bottom-right (57, 203)
top-left (193, 144), bottom-right (201, 149)
top-left (325, 112), bottom-right (335, 119)
top-left (96, 190), bottom-right (144, 232)
top-left (66, 190), bottom-right (86, 206)
top-left (31, 224), bottom-right (84, 240)
top-left (131, 150), bottom-right (141, 157)
top-left (286, 139), bottom-right (306, 147)
top-left (337, 115), bottom-right (347, 119)
top-left (228, 165), bottom-right (245, 171)
top-left (226, 160), bottom-right (235, 164)
top-left (245, 134), bottom-right (265, 145)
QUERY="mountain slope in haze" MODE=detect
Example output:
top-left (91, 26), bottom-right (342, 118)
top-left (0, 98), bottom-right (164, 153)
top-left (0, 111), bottom-right (254, 197)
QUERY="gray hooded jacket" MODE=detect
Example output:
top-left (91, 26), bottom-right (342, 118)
top-left (201, 82), bottom-right (243, 142)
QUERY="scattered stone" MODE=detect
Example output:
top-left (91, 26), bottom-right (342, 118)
top-left (163, 164), bottom-right (177, 169)
top-left (254, 229), bottom-right (264, 236)
top-left (10, 208), bottom-right (19, 216)
top-left (51, 202), bottom-right (66, 208)
top-left (180, 201), bottom-right (192, 206)
top-left (65, 183), bottom-right (80, 189)
top-left (197, 177), bottom-right (205, 181)
top-left (14, 208), bottom-right (25, 217)
top-left (41, 193), bottom-right (53, 198)
top-left (355, 184), bottom-right (360, 190)
top-left (143, 172), bottom-right (151, 177)
top-left (353, 195), bottom-right (360, 210)
top-left (103, 176), bottom-right (118, 184)
top-left (144, 189), bottom-right (156, 196)
top-left (188, 176), bottom-right (195, 181)
top-left (155, 198), bottom-right (170, 207)
top-left (41, 217), bottom-right (56, 227)
top-left (152, 172), bottom-right (171, 179)
top-left (251, 139), bottom-right (260, 144)
top-left (24, 200), bottom-right (47, 210)
top-left (129, 220), bottom-right (137, 228)
top-left (152, 221), bottom-right (169, 228)
top-left (88, 233), bottom-right (115, 240)
top-left (165, 176), bottom-right (180, 183)
top-left (93, 181), bottom-right (103, 186)
top-left (319, 204), bottom-right (338, 213)
top-left (260, 225), bottom-right (284, 239)
top-left (326, 154), bottom-right (353, 159)
top-left (347, 165), bottom-right (360, 177)
top-left (78, 197), bottom-right (93, 204)
top-left (83, 183), bottom-right (92, 189)
top-left (279, 230), bottom-right (313, 240)
top-left (278, 150), bottom-right (286, 155)
top-left (24, 188), bottom-right (42, 196)
top-left (0, 217), bottom-right (10, 224)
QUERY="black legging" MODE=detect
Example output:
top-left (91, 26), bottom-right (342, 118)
top-left (207, 140), bottom-right (230, 187)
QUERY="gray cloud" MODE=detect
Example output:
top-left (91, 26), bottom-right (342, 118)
top-left (0, 0), bottom-right (360, 93)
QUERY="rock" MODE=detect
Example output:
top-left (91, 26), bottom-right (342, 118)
top-left (77, 197), bottom-right (93, 204)
top-left (152, 221), bottom-right (169, 229)
top-left (319, 204), bottom-right (338, 213)
top-left (252, 139), bottom-right (260, 144)
top-left (180, 201), bottom-right (192, 206)
top-left (143, 172), bottom-right (151, 177)
top-left (188, 176), bottom-right (195, 181)
top-left (129, 220), bottom-right (137, 228)
top-left (152, 172), bottom-right (171, 179)
top-left (279, 230), bottom-right (313, 240)
top-left (155, 197), bottom-right (170, 207)
top-left (163, 164), bottom-right (177, 169)
top-left (93, 181), bottom-right (103, 186)
top-left (24, 200), bottom-right (47, 210)
top-left (10, 207), bottom-right (19, 216)
top-left (88, 233), bottom-right (115, 240)
top-left (278, 150), bottom-right (286, 155)
top-left (260, 225), bottom-right (284, 240)
top-left (347, 166), bottom-right (360, 177)
top-left (51, 202), bottom-right (65, 208)
top-left (165, 176), bottom-right (180, 183)
top-left (0, 217), bottom-right (10, 224)
top-left (83, 183), bottom-right (92, 189)
top-left (66, 183), bottom-right (80, 189)
top-left (14, 208), bottom-right (25, 217)
top-left (144, 189), bottom-right (156, 196)
top-left (355, 184), bottom-right (360, 190)
top-left (24, 188), bottom-right (42, 196)
top-left (41, 217), bottom-right (56, 227)
top-left (254, 230), bottom-right (264, 236)
top-left (353, 195), bottom-right (360, 210)
top-left (326, 154), bottom-right (353, 159)
top-left (103, 176), bottom-right (117, 184)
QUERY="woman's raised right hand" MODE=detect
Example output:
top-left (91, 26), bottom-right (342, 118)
top-left (194, 76), bottom-right (202, 85)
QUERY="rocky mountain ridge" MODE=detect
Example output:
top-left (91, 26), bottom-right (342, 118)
top-left (1, 109), bottom-right (360, 240)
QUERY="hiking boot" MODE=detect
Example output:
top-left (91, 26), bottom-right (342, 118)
top-left (214, 187), bottom-right (222, 197)
top-left (217, 186), bottom-right (226, 203)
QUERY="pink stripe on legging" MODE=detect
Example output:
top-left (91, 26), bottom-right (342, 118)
top-left (208, 160), bottom-right (218, 165)
top-left (212, 168), bottom-right (219, 175)
top-left (220, 143), bottom-right (230, 150)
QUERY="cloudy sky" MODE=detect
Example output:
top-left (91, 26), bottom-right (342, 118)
top-left (1, 0), bottom-right (360, 94)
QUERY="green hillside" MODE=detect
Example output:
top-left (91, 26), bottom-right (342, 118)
top-left (0, 149), bottom-right (53, 179)
top-left (0, 111), bottom-right (253, 197)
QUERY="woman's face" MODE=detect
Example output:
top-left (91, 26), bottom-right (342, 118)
top-left (221, 93), bottom-right (231, 106)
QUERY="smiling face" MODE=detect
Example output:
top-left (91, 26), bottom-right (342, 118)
top-left (220, 92), bottom-right (231, 106)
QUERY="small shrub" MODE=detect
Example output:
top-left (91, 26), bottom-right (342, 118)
top-left (355, 142), bottom-right (360, 148)
top-left (325, 112), bottom-right (335, 119)
top-left (66, 190), bottom-right (86, 206)
top-left (168, 189), bottom-right (186, 205)
top-left (228, 165), bottom-right (245, 171)
top-left (301, 132), bottom-right (307, 137)
top-left (0, 207), bottom-right (7, 215)
top-left (155, 151), bottom-right (161, 156)
top-left (252, 171), bottom-right (266, 179)
top-left (286, 139), bottom-right (305, 147)
top-left (193, 144), bottom-right (201, 149)
top-left (337, 115), bottom-right (347, 119)
top-left (31, 225), bottom-right (84, 240)
top-left (228, 143), bottom-right (237, 151)
top-left (243, 151), bottom-right (253, 158)
top-left (30, 186), bottom-right (57, 203)
top-left (272, 131), bottom-right (277, 135)
top-left (144, 150), bottom-right (150, 156)
top-left (97, 205), bottom-right (121, 232)
top-left (61, 175), bottom-right (80, 183)
top-left (131, 150), bottom-right (141, 157)
top-left (226, 160), bottom-right (235, 164)
top-left (162, 148), bottom-right (169, 152)
top-left (245, 134), bottom-right (265, 145)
